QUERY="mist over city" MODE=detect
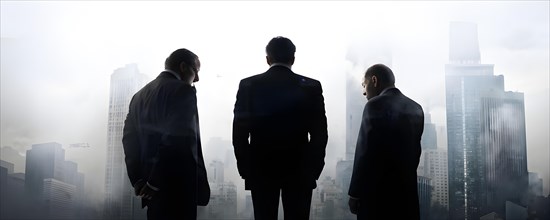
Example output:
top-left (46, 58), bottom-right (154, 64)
top-left (1, 1), bottom-right (548, 220)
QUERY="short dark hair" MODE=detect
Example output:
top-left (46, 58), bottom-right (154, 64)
top-left (165, 48), bottom-right (198, 71)
top-left (364, 64), bottom-right (395, 85)
top-left (265, 36), bottom-right (296, 63)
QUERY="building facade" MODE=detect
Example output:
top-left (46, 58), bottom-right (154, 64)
top-left (418, 175), bottom-right (433, 220)
top-left (481, 91), bottom-right (528, 215)
top-left (421, 149), bottom-right (449, 208)
top-left (104, 64), bottom-right (149, 219)
top-left (25, 142), bottom-right (67, 201)
top-left (42, 178), bottom-right (77, 219)
top-left (445, 22), bottom-right (528, 219)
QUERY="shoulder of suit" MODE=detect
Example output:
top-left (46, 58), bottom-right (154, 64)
top-left (239, 72), bottom-right (321, 87)
top-left (154, 79), bottom-right (194, 96)
top-left (294, 73), bottom-right (321, 87)
top-left (239, 73), bottom-right (264, 87)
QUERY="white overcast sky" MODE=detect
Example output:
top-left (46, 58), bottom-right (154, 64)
top-left (1, 1), bottom-right (549, 199)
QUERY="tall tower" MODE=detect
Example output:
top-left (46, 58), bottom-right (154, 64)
top-left (104, 64), bottom-right (149, 220)
top-left (445, 22), bottom-right (503, 220)
top-left (481, 91), bottom-right (528, 214)
top-left (445, 22), bottom-right (528, 219)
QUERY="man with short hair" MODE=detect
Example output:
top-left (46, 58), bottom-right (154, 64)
top-left (233, 36), bottom-right (328, 220)
top-left (123, 48), bottom-right (210, 220)
top-left (348, 64), bottom-right (424, 220)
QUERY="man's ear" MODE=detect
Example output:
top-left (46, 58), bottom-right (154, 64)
top-left (289, 56), bottom-right (295, 65)
top-left (371, 75), bottom-right (378, 87)
top-left (266, 56), bottom-right (272, 65)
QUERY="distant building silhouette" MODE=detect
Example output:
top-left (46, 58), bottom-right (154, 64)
top-left (24, 142), bottom-right (85, 219)
top-left (422, 149), bottom-right (449, 209)
top-left (0, 160), bottom-right (27, 219)
top-left (1, 146), bottom-right (26, 173)
top-left (421, 112), bottom-right (437, 150)
top-left (202, 160), bottom-right (238, 219)
top-left (208, 160), bottom-right (225, 184)
top-left (418, 175), bottom-right (433, 220)
top-left (103, 64), bottom-right (149, 220)
top-left (528, 172), bottom-right (544, 197)
top-left (311, 176), bottom-right (352, 220)
top-left (481, 91), bottom-right (528, 215)
top-left (445, 22), bottom-right (529, 219)
top-left (42, 178), bottom-right (76, 219)
top-left (25, 142), bottom-right (67, 201)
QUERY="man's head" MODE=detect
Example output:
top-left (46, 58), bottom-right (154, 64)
top-left (265, 36), bottom-right (296, 66)
top-left (362, 64), bottom-right (395, 100)
top-left (165, 48), bottom-right (201, 84)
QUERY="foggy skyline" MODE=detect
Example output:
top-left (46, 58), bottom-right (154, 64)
top-left (1, 0), bottom-right (548, 206)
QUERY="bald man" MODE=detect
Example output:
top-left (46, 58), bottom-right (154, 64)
top-left (348, 64), bottom-right (424, 220)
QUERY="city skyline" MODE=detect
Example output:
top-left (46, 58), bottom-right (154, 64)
top-left (1, 2), bottom-right (548, 219)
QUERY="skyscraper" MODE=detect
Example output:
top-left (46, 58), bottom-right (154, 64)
top-left (445, 22), bottom-right (528, 219)
top-left (208, 160), bottom-right (225, 184)
top-left (104, 64), bottom-right (149, 220)
top-left (42, 178), bottom-right (76, 219)
top-left (417, 175), bottom-right (433, 220)
top-left (481, 91), bottom-right (528, 214)
top-left (422, 112), bottom-right (438, 150)
top-left (25, 142), bottom-right (66, 201)
top-left (446, 22), bottom-right (502, 220)
top-left (423, 149), bottom-right (449, 208)
top-left (24, 142), bottom-right (84, 219)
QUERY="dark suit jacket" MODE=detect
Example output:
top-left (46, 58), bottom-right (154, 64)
top-left (233, 65), bottom-right (328, 190)
top-left (122, 71), bottom-right (209, 207)
top-left (348, 88), bottom-right (424, 219)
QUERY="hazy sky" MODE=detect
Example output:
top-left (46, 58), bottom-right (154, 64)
top-left (1, 1), bottom-right (549, 201)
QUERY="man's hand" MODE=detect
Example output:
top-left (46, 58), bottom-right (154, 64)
top-left (139, 183), bottom-right (159, 200)
top-left (133, 180), bottom-right (146, 196)
top-left (349, 197), bottom-right (360, 215)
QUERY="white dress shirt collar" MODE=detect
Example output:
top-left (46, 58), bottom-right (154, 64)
top-left (269, 63), bottom-right (292, 70)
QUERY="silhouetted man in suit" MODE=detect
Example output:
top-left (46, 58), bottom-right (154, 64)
top-left (122, 48), bottom-right (210, 220)
top-left (348, 64), bottom-right (424, 220)
top-left (233, 36), bottom-right (328, 220)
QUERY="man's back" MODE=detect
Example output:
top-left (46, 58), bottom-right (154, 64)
top-left (233, 65), bottom-right (328, 188)
top-left (125, 72), bottom-right (199, 190)
top-left (350, 87), bottom-right (424, 219)
top-left (233, 36), bottom-right (327, 220)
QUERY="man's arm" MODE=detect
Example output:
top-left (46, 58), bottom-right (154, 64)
top-left (232, 80), bottom-right (251, 179)
top-left (308, 81), bottom-right (328, 180)
top-left (348, 103), bottom-right (377, 198)
top-left (122, 96), bottom-right (143, 188)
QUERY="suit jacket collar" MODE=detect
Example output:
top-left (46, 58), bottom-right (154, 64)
top-left (158, 70), bottom-right (181, 80)
top-left (381, 87), bottom-right (400, 96)
top-left (266, 65), bottom-right (294, 75)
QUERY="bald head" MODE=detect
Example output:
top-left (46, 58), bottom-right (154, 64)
top-left (364, 64), bottom-right (395, 86)
top-left (362, 64), bottom-right (396, 100)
